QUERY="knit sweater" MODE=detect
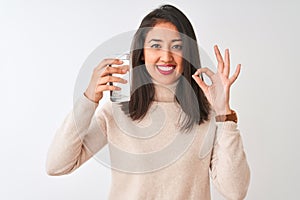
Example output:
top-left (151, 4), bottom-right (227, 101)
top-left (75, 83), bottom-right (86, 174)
top-left (46, 82), bottom-right (250, 200)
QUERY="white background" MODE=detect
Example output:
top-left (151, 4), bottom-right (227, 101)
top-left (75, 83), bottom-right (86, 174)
top-left (1, 0), bottom-right (299, 199)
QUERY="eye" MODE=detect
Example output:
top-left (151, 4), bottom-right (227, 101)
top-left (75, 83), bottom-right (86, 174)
top-left (172, 44), bottom-right (183, 50)
top-left (150, 44), bottom-right (161, 48)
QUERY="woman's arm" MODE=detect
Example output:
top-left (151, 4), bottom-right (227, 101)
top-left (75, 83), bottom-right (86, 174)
top-left (46, 58), bottom-right (129, 175)
top-left (46, 94), bottom-right (107, 176)
top-left (210, 121), bottom-right (250, 200)
top-left (193, 45), bottom-right (250, 199)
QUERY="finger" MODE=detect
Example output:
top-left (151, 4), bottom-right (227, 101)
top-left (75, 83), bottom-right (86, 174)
top-left (223, 48), bottom-right (230, 78)
top-left (214, 45), bottom-right (224, 73)
top-left (101, 65), bottom-right (129, 77)
top-left (192, 74), bottom-right (208, 92)
top-left (95, 85), bottom-right (121, 93)
top-left (98, 75), bottom-right (128, 85)
top-left (95, 58), bottom-right (124, 72)
top-left (229, 64), bottom-right (241, 85)
top-left (115, 64), bottom-right (129, 72)
top-left (194, 67), bottom-right (214, 78)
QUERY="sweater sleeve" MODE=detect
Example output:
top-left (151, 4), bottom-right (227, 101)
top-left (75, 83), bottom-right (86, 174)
top-left (46, 94), bottom-right (108, 176)
top-left (209, 121), bottom-right (251, 200)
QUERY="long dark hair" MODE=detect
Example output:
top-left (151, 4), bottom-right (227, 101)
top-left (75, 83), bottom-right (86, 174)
top-left (123, 4), bottom-right (211, 131)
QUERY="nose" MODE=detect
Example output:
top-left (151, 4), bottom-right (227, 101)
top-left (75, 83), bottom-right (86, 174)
top-left (160, 48), bottom-right (173, 63)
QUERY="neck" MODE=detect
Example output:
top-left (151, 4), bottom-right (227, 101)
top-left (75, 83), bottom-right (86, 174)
top-left (152, 79), bottom-right (179, 102)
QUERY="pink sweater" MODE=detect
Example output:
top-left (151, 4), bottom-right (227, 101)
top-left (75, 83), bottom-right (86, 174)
top-left (46, 83), bottom-right (250, 200)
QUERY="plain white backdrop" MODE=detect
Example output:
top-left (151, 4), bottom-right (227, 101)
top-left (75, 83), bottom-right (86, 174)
top-left (1, 0), bottom-right (299, 199)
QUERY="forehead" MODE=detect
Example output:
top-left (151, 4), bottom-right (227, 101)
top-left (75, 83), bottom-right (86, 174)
top-left (145, 22), bottom-right (181, 40)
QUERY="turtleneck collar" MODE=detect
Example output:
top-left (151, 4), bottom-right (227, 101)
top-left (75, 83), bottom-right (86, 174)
top-left (152, 79), bottom-right (179, 102)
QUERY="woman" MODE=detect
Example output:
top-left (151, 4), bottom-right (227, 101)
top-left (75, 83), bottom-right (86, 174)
top-left (46, 4), bottom-right (250, 200)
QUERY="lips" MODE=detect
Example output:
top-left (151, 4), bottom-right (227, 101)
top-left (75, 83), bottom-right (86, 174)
top-left (156, 64), bottom-right (176, 75)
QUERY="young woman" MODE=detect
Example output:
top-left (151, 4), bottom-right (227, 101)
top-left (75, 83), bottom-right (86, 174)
top-left (46, 4), bottom-right (250, 200)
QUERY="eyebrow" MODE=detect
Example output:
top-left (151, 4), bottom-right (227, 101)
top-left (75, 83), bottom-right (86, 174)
top-left (148, 39), bottom-right (182, 43)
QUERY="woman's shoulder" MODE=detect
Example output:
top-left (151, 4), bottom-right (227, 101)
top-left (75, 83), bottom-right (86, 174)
top-left (95, 100), bottom-right (129, 120)
top-left (95, 100), bottom-right (113, 115)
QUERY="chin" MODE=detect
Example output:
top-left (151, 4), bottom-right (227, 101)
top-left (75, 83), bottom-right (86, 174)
top-left (152, 77), bottom-right (179, 85)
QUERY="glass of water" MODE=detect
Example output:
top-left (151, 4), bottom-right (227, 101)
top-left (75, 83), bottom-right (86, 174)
top-left (110, 53), bottom-right (131, 102)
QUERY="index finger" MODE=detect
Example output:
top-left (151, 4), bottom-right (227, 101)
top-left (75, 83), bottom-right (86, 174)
top-left (95, 58), bottom-right (123, 71)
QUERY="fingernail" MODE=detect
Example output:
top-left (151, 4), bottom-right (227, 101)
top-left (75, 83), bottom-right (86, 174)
top-left (116, 87), bottom-right (121, 90)
top-left (122, 69), bottom-right (127, 73)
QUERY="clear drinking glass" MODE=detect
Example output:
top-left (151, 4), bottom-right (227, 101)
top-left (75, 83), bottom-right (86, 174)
top-left (110, 53), bottom-right (131, 102)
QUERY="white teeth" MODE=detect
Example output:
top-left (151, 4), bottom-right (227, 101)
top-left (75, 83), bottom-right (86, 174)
top-left (157, 66), bottom-right (174, 71)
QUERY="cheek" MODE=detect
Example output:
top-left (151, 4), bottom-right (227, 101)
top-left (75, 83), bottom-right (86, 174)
top-left (144, 49), bottom-right (158, 64)
top-left (143, 50), bottom-right (155, 72)
top-left (174, 55), bottom-right (183, 73)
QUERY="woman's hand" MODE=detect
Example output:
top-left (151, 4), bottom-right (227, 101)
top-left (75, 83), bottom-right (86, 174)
top-left (84, 58), bottom-right (129, 103)
top-left (192, 45), bottom-right (241, 115)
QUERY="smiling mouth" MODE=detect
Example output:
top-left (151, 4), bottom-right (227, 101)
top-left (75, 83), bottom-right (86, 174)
top-left (156, 65), bottom-right (176, 75)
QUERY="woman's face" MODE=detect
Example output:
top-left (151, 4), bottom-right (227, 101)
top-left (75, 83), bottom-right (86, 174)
top-left (143, 22), bottom-right (183, 85)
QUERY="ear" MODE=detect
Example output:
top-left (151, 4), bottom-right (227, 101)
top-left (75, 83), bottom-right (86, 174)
top-left (141, 54), bottom-right (144, 60)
